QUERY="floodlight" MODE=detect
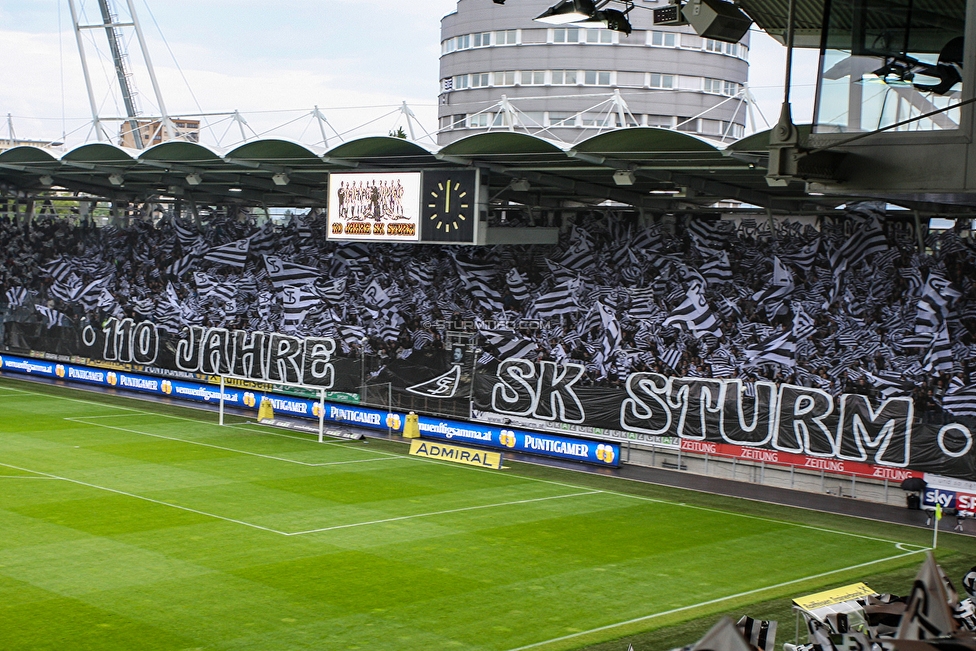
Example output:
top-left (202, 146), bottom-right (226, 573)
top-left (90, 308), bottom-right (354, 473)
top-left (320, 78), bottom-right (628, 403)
top-left (613, 170), bottom-right (637, 186)
top-left (511, 178), bottom-right (531, 192)
top-left (534, 0), bottom-right (597, 24)
top-left (272, 173), bottom-right (290, 186)
top-left (108, 173), bottom-right (124, 186)
top-left (185, 173), bottom-right (202, 186)
top-left (38, 175), bottom-right (53, 187)
top-left (576, 9), bottom-right (633, 33)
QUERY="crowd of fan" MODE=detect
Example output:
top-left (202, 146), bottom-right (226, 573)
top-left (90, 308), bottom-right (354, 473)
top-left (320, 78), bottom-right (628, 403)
top-left (1, 204), bottom-right (976, 421)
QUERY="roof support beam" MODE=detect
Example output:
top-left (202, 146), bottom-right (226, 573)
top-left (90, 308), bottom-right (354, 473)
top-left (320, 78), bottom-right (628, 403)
top-left (567, 149), bottom-right (799, 211)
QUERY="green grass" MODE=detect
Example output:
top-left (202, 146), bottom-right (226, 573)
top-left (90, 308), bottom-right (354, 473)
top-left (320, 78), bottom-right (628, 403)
top-left (0, 377), bottom-right (970, 651)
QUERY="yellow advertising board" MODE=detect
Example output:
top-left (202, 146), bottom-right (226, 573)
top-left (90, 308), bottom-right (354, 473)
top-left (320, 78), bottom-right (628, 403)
top-left (793, 583), bottom-right (876, 611)
top-left (409, 439), bottom-right (503, 469)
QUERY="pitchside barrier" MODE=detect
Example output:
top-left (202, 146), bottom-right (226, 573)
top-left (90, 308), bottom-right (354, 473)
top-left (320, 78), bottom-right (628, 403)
top-left (4, 353), bottom-right (975, 503)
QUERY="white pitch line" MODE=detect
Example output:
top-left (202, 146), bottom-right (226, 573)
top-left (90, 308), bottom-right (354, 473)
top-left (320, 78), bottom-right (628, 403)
top-left (65, 417), bottom-right (404, 468)
top-left (504, 548), bottom-right (928, 651)
top-left (0, 476), bottom-right (61, 480)
top-left (285, 490), bottom-right (603, 536)
top-left (0, 461), bottom-right (288, 535)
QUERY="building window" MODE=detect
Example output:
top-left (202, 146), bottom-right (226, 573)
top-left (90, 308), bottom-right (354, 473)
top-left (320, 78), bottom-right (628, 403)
top-left (677, 117), bottom-right (698, 132)
top-left (581, 112), bottom-right (615, 127)
top-left (704, 78), bottom-right (740, 96)
top-left (738, 44), bottom-right (749, 60)
top-left (473, 32), bottom-right (491, 47)
top-left (493, 71), bottom-right (516, 86)
top-left (495, 29), bottom-right (518, 45)
top-left (649, 73), bottom-right (674, 89)
top-left (584, 70), bottom-right (612, 85)
top-left (548, 112), bottom-right (577, 127)
top-left (453, 75), bottom-right (469, 90)
top-left (470, 73), bottom-right (490, 88)
top-left (585, 29), bottom-right (613, 44)
top-left (551, 70), bottom-right (578, 85)
top-left (703, 78), bottom-right (723, 94)
top-left (521, 70), bottom-right (546, 85)
top-left (468, 114), bottom-right (490, 128)
top-left (646, 114), bottom-right (674, 128)
top-left (553, 27), bottom-right (580, 43)
top-left (457, 34), bottom-right (471, 50)
top-left (453, 115), bottom-right (466, 128)
top-left (442, 39), bottom-right (456, 54)
top-left (439, 116), bottom-right (453, 130)
top-left (520, 112), bottom-right (546, 127)
top-left (649, 31), bottom-right (677, 47)
top-left (703, 38), bottom-right (724, 53)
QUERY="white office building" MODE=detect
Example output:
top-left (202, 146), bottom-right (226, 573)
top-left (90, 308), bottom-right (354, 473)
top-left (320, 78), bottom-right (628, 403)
top-left (437, 0), bottom-right (750, 145)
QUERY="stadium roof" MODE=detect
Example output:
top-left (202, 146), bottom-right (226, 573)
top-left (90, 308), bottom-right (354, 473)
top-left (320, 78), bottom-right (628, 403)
top-left (0, 128), bottom-right (859, 212)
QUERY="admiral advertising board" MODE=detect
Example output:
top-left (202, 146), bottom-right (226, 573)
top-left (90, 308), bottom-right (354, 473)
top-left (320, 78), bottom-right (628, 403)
top-left (415, 415), bottom-right (620, 467)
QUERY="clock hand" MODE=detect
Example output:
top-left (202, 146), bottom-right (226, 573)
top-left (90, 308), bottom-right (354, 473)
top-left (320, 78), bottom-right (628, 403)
top-left (445, 180), bottom-right (452, 213)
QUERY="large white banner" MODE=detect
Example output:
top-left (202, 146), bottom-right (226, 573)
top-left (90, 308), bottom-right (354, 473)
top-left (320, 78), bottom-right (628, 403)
top-left (327, 172), bottom-right (421, 241)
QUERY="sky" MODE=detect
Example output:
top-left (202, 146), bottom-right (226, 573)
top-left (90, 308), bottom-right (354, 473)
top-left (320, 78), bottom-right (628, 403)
top-left (0, 0), bottom-right (820, 150)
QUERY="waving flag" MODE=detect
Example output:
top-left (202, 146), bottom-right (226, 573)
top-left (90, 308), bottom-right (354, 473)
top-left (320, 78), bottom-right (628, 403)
top-left (204, 239), bottom-right (249, 268)
top-left (663, 283), bottom-right (722, 339)
top-left (264, 256), bottom-right (320, 289)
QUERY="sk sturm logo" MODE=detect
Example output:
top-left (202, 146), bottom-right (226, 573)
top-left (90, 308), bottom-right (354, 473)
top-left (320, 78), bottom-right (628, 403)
top-left (243, 392), bottom-right (256, 408)
top-left (161, 380), bottom-right (173, 395)
top-left (499, 430), bottom-right (517, 448)
top-left (55, 364), bottom-right (66, 378)
top-left (107, 372), bottom-right (118, 386)
top-left (596, 444), bottom-right (615, 464)
top-left (313, 403), bottom-right (323, 418)
top-left (386, 413), bottom-right (401, 430)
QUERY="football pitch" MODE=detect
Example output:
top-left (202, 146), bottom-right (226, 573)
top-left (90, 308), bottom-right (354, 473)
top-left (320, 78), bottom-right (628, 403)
top-left (0, 378), bottom-right (933, 651)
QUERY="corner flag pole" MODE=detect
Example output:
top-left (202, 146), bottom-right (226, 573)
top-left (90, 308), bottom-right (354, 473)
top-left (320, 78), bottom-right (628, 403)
top-left (933, 503), bottom-right (942, 549)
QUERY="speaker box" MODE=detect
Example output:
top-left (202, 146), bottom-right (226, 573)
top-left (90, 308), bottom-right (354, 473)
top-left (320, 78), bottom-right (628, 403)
top-left (681, 0), bottom-right (752, 43)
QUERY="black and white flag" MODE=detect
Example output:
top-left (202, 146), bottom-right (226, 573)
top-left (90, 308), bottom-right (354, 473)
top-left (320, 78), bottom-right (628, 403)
top-left (264, 256), bottom-right (320, 290)
top-left (663, 283), bottom-right (722, 339)
top-left (204, 239), bottom-right (250, 268)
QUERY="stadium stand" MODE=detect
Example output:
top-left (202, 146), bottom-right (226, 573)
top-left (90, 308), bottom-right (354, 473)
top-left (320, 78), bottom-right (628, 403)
top-left (1, 205), bottom-right (975, 423)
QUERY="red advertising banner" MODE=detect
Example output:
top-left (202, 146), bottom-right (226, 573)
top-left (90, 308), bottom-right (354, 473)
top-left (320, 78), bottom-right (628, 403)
top-left (678, 439), bottom-right (925, 481)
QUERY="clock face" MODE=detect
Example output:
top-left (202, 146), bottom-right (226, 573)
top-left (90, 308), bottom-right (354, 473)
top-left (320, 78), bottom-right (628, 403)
top-left (420, 170), bottom-right (478, 243)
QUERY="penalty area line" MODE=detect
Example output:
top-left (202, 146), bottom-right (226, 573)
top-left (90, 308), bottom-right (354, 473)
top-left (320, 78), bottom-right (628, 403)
top-left (504, 548), bottom-right (927, 651)
top-left (64, 417), bottom-right (401, 468)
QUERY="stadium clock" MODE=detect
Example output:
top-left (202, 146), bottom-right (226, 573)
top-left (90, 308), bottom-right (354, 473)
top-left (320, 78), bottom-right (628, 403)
top-left (420, 170), bottom-right (478, 243)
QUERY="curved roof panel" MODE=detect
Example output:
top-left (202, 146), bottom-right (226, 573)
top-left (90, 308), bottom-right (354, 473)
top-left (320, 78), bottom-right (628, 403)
top-left (574, 128), bottom-right (720, 156)
top-left (439, 132), bottom-right (565, 156)
top-left (325, 136), bottom-right (433, 159)
top-left (225, 139), bottom-right (321, 163)
top-left (0, 146), bottom-right (59, 164)
top-left (62, 143), bottom-right (135, 163)
top-left (139, 141), bottom-right (223, 163)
